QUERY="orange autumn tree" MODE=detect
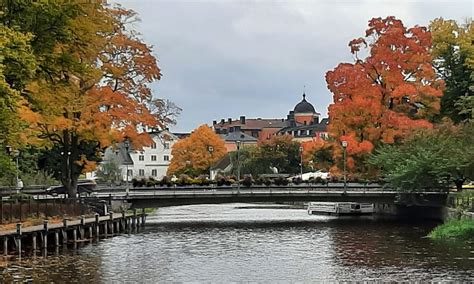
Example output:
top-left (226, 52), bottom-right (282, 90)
top-left (326, 16), bottom-right (444, 176)
top-left (7, 2), bottom-right (178, 196)
top-left (300, 139), bottom-right (334, 172)
top-left (167, 125), bottom-right (226, 176)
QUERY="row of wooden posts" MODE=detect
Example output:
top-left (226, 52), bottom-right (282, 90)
top-left (2, 208), bottom-right (147, 259)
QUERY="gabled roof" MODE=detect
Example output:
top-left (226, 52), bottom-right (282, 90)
top-left (221, 131), bottom-right (258, 142)
top-left (210, 153), bottom-right (233, 171)
top-left (111, 142), bottom-right (134, 165)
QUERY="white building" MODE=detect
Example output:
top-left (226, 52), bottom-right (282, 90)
top-left (103, 130), bottom-right (179, 182)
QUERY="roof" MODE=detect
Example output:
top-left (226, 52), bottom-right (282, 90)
top-left (294, 93), bottom-right (316, 114)
top-left (221, 131), bottom-right (258, 142)
top-left (114, 142), bottom-right (134, 165)
top-left (277, 119), bottom-right (328, 134)
top-left (214, 118), bottom-right (289, 130)
top-left (211, 154), bottom-right (233, 171)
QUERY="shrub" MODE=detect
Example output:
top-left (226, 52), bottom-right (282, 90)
top-left (146, 177), bottom-right (156, 187)
top-left (131, 178), bottom-right (140, 188)
top-left (242, 175), bottom-right (253, 187)
top-left (331, 176), bottom-right (340, 183)
top-left (292, 177), bottom-right (302, 185)
top-left (160, 176), bottom-right (172, 187)
top-left (178, 174), bottom-right (192, 186)
top-left (194, 175), bottom-right (210, 186)
top-left (264, 178), bottom-right (272, 186)
top-left (254, 177), bottom-right (263, 185)
top-left (216, 175), bottom-right (226, 186)
top-left (428, 219), bottom-right (474, 240)
top-left (274, 177), bottom-right (288, 186)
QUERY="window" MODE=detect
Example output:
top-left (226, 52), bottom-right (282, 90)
top-left (151, 155), bottom-right (157, 161)
top-left (139, 169), bottom-right (145, 176)
top-left (151, 142), bottom-right (157, 149)
top-left (164, 155), bottom-right (170, 161)
top-left (151, 169), bottom-right (157, 177)
top-left (164, 142), bottom-right (170, 149)
top-left (127, 169), bottom-right (133, 177)
top-left (139, 155), bottom-right (144, 161)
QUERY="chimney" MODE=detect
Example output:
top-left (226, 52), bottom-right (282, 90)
top-left (240, 116), bottom-right (246, 124)
top-left (228, 118), bottom-right (232, 123)
top-left (213, 120), bottom-right (217, 125)
top-left (220, 119), bottom-right (225, 124)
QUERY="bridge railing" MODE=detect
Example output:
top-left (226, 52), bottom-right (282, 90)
top-left (91, 184), bottom-right (405, 199)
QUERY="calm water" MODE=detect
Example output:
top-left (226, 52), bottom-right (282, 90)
top-left (1, 204), bottom-right (473, 282)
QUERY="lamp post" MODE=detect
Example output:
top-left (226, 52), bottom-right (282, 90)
top-left (341, 140), bottom-right (348, 192)
top-left (60, 150), bottom-right (71, 180)
top-left (236, 140), bottom-right (241, 193)
top-left (299, 146), bottom-right (304, 178)
top-left (123, 139), bottom-right (130, 194)
top-left (208, 145), bottom-right (214, 181)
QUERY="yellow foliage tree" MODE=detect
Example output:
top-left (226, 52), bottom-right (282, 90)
top-left (167, 125), bottom-right (226, 176)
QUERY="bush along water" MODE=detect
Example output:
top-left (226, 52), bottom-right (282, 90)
top-left (428, 218), bottom-right (474, 240)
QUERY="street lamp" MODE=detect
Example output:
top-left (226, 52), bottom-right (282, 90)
top-left (123, 139), bottom-right (130, 193)
top-left (236, 140), bottom-right (241, 193)
top-left (341, 140), bottom-right (348, 192)
top-left (299, 146), bottom-right (304, 178)
top-left (208, 145), bottom-right (214, 181)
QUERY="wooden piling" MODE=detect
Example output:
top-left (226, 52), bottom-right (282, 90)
top-left (73, 229), bottom-right (77, 243)
top-left (55, 231), bottom-right (60, 247)
top-left (141, 208), bottom-right (146, 227)
top-left (16, 223), bottom-right (21, 258)
top-left (88, 226), bottom-right (93, 241)
top-left (95, 214), bottom-right (100, 239)
top-left (42, 220), bottom-right (48, 249)
top-left (3, 237), bottom-right (8, 256)
top-left (104, 221), bottom-right (108, 238)
top-left (109, 212), bottom-right (114, 235)
top-left (32, 234), bottom-right (37, 251)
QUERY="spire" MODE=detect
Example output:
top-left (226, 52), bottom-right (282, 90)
top-left (303, 85), bottom-right (306, 100)
top-left (302, 93), bottom-right (306, 101)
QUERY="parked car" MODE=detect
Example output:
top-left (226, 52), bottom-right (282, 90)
top-left (46, 179), bottom-right (97, 196)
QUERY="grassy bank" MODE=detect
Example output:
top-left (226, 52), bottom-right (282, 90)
top-left (428, 219), bottom-right (474, 240)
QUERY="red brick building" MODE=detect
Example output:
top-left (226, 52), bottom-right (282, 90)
top-left (212, 93), bottom-right (328, 142)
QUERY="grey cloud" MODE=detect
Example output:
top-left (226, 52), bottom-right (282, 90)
top-left (117, 0), bottom-right (472, 132)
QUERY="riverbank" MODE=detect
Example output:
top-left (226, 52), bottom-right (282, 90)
top-left (428, 218), bottom-right (474, 240)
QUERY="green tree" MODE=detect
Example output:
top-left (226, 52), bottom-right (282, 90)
top-left (95, 151), bottom-right (122, 185)
top-left (370, 122), bottom-right (474, 191)
top-left (430, 18), bottom-right (473, 123)
top-left (238, 135), bottom-right (301, 176)
top-left (1, 1), bottom-right (177, 196)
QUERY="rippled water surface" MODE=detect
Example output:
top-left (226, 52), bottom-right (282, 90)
top-left (1, 204), bottom-right (473, 282)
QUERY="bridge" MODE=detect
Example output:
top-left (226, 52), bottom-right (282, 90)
top-left (90, 185), bottom-right (448, 211)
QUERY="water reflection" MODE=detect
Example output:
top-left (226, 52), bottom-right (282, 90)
top-left (0, 204), bottom-right (473, 282)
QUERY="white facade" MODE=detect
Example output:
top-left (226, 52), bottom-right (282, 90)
top-left (123, 131), bottom-right (178, 180)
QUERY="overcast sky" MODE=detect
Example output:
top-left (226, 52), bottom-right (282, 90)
top-left (117, 0), bottom-right (472, 132)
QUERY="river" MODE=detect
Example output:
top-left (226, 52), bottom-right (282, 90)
top-left (0, 204), bottom-right (473, 282)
